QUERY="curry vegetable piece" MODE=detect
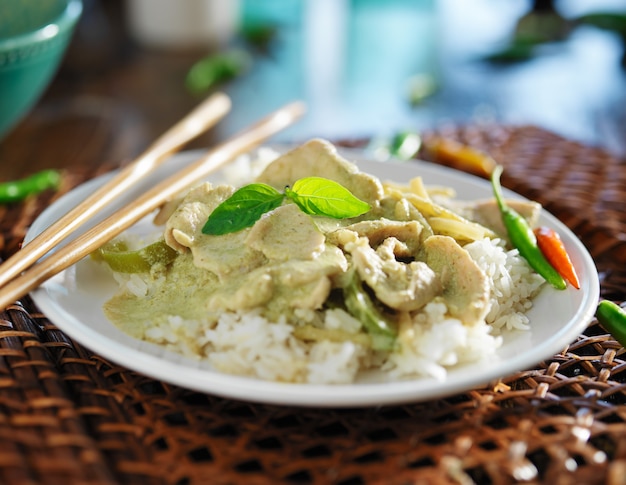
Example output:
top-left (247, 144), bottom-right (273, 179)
top-left (384, 187), bottom-right (493, 243)
top-left (343, 271), bottom-right (397, 351)
top-left (490, 165), bottom-right (566, 290)
top-left (427, 217), bottom-right (488, 243)
top-left (93, 239), bottom-right (178, 273)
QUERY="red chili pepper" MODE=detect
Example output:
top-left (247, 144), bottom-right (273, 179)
top-left (533, 226), bottom-right (580, 289)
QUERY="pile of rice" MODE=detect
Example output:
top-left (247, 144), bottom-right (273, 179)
top-left (110, 236), bottom-right (544, 384)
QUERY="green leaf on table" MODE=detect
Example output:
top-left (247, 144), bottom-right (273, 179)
top-left (286, 177), bottom-right (371, 219)
top-left (389, 131), bottom-right (422, 160)
top-left (202, 183), bottom-right (284, 235)
top-left (186, 49), bottom-right (252, 95)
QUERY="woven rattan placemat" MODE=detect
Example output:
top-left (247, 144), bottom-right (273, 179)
top-left (0, 125), bottom-right (624, 485)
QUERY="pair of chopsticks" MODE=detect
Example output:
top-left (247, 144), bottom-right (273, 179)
top-left (0, 94), bottom-right (306, 311)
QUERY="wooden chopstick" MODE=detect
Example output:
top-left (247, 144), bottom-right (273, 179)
top-left (0, 92), bottom-right (231, 290)
top-left (0, 100), bottom-right (306, 311)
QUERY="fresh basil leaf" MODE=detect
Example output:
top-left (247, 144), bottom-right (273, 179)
top-left (202, 183), bottom-right (284, 235)
top-left (287, 177), bottom-right (370, 219)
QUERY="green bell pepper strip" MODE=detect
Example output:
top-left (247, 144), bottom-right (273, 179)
top-left (0, 169), bottom-right (61, 203)
top-left (343, 271), bottom-right (397, 351)
top-left (92, 239), bottom-right (178, 273)
top-left (596, 300), bottom-right (626, 347)
top-left (490, 165), bottom-right (566, 290)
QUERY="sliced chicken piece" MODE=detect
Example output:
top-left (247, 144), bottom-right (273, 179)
top-left (383, 197), bottom-right (434, 242)
top-left (188, 231), bottom-right (266, 280)
top-left (245, 203), bottom-right (325, 261)
top-left (324, 228), bottom-right (361, 264)
top-left (423, 235), bottom-right (490, 325)
top-left (207, 269), bottom-right (274, 311)
top-left (255, 138), bottom-right (384, 206)
top-left (347, 237), bottom-right (440, 312)
top-left (153, 195), bottom-right (184, 226)
top-left (164, 183), bottom-right (232, 252)
top-left (164, 182), bottom-right (265, 279)
top-left (269, 247), bottom-right (345, 311)
top-left (207, 244), bottom-right (348, 315)
top-left (339, 219), bottom-right (423, 255)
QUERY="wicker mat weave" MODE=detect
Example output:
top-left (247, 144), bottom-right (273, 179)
top-left (0, 125), bottom-right (625, 485)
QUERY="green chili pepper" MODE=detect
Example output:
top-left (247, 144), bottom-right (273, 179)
top-left (596, 300), bottom-right (626, 347)
top-left (92, 239), bottom-right (178, 273)
top-left (0, 169), bottom-right (61, 203)
top-left (344, 271), bottom-right (397, 351)
top-left (490, 165), bottom-right (566, 290)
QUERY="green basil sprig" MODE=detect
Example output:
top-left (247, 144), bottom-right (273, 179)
top-left (202, 177), bottom-right (371, 236)
top-left (286, 177), bottom-right (371, 218)
top-left (202, 184), bottom-right (284, 235)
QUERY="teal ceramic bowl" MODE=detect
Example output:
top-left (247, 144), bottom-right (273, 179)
top-left (0, 0), bottom-right (82, 138)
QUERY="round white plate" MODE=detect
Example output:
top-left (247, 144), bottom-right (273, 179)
top-left (25, 148), bottom-right (600, 407)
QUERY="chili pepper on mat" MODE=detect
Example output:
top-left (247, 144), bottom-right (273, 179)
top-left (422, 137), bottom-right (496, 177)
top-left (596, 300), bottom-right (626, 348)
top-left (0, 169), bottom-right (61, 204)
top-left (490, 165), bottom-right (566, 290)
top-left (534, 226), bottom-right (580, 289)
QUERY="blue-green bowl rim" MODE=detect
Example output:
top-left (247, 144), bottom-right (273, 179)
top-left (0, 0), bottom-right (83, 52)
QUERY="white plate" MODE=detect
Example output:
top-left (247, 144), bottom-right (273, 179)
top-left (25, 148), bottom-right (600, 407)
